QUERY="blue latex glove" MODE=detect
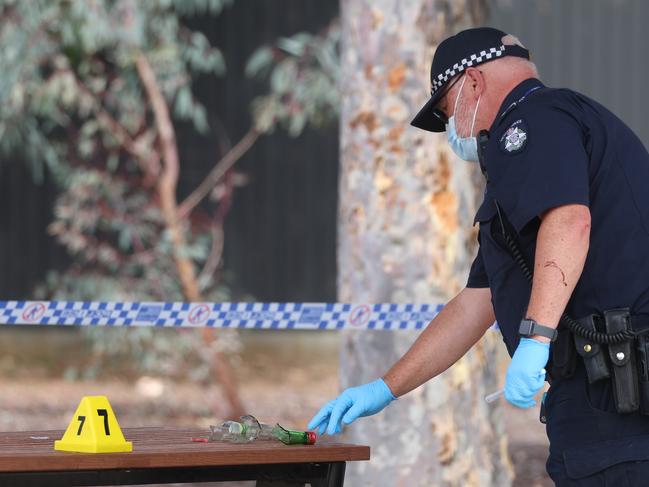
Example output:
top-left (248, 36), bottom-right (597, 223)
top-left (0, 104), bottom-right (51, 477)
top-left (504, 337), bottom-right (550, 408)
top-left (307, 378), bottom-right (397, 435)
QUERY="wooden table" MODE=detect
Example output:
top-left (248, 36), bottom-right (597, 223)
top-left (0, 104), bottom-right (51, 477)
top-left (0, 427), bottom-right (370, 486)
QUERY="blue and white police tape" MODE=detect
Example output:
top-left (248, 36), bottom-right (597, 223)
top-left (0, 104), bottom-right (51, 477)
top-left (0, 301), bottom-right (451, 329)
top-left (0, 301), bottom-right (501, 330)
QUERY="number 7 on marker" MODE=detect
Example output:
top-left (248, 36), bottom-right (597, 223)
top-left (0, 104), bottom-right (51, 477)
top-left (75, 410), bottom-right (110, 436)
top-left (76, 415), bottom-right (86, 435)
top-left (97, 408), bottom-right (110, 435)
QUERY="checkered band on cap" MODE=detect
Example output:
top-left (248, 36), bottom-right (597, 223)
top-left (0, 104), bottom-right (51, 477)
top-left (431, 45), bottom-right (506, 95)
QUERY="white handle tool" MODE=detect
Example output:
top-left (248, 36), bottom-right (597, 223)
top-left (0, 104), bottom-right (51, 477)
top-left (484, 368), bottom-right (546, 404)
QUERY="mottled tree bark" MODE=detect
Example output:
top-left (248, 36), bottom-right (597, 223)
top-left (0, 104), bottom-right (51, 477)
top-left (338, 1), bottom-right (512, 485)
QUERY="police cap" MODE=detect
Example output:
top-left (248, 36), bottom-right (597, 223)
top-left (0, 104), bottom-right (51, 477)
top-left (411, 27), bottom-right (530, 133)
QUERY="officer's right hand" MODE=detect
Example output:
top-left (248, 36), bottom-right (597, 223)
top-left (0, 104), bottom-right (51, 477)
top-left (307, 378), bottom-right (397, 435)
top-left (504, 337), bottom-right (550, 408)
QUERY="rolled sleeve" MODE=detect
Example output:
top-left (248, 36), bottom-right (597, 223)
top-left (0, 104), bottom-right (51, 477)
top-left (466, 248), bottom-right (489, 288)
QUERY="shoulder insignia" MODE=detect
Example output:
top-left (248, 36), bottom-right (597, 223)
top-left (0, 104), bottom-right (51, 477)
top-left (499, 119), bottom-right (528, 154)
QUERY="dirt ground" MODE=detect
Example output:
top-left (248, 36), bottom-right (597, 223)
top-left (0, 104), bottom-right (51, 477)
top-left (0, 330), bottom-right (552, 486)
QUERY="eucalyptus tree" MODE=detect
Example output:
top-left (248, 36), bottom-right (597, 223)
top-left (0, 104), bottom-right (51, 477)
top-left (337, 1), bottom-right (511, 485)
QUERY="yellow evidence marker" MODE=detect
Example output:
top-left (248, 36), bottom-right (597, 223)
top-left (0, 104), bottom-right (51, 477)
top-left (54, 395), bottom-right (132, 453)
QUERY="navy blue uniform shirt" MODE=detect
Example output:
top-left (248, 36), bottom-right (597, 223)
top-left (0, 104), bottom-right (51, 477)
top-left (466, 78), bottom-right (649, 356)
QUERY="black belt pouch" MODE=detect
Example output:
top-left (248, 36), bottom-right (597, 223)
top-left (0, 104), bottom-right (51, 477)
top-left (636, 333), bottom-right (649, 415)
top-left (573, 314), bottom-right (610, 384)
top-left (551, 324), bottom-right (576, 379)
top-left (604, 308), bottom-right (639, 413)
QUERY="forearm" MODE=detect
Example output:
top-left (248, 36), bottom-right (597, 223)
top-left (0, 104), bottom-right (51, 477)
top-left (382, 287), bottom-right (495, 398)
top-left (526, 204), bottom-right (591, 341)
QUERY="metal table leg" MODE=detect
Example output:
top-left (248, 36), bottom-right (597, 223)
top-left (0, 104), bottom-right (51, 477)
top-left (312, 462), bottom-right (346, 487)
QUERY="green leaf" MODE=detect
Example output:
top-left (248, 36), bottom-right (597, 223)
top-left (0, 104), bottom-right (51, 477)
top-left (192, 105), bottom-right (209, 134)
top-left (118, 227), bottom-right (132, 252)
top-left (288, 110), bottom-right (307, 137)
top-left (174, 85), bottom-right (193, 119)
top-left (270, 59), bottom-right (297, 94)
top-left (276, 33), bottom-right (312, 57)
top-left (245, 47), bottom-right (274, 78)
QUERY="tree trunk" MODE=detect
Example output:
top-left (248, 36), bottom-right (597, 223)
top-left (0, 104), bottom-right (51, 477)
top-left (338, 1), bottom-right (513, 485)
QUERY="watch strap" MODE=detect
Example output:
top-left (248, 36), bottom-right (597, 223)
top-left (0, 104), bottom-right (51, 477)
top-left (519, 318), bottom-right (558, 342)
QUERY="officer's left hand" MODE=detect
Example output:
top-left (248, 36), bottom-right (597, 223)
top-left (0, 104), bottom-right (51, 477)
top-left (504, 337), bottom-right (550, 408)
top-left (307, 378), bottom-right (396, 435)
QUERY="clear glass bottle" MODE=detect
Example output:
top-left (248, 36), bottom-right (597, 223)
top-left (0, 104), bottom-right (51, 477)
top-left (206, 415), bottom-right (315, 445)
top-left (208, 420), bottom-right (248, 443)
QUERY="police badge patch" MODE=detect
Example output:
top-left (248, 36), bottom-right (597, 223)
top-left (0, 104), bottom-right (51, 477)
top-left (499, 119), bottom-right (528, 154)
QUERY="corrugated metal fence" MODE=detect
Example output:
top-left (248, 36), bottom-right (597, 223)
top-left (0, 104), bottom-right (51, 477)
top-left (489, 0), bottom-right (649, 143)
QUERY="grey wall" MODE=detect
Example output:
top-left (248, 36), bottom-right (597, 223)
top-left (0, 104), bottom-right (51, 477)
top-left (184, 0), bottom-right (340, 303)
top-left (489, 0), bottom-right (648, 144)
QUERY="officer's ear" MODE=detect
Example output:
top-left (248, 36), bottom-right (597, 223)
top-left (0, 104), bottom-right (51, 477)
top-left (465, 67), bottom-right (486, 101)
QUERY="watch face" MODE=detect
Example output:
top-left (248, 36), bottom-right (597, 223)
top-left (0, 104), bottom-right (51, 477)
top-left (519, 319), bottom-right (557, 340)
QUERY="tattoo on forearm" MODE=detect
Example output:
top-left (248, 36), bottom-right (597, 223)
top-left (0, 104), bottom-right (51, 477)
top-left (544, 261), bottom-right (568, 287)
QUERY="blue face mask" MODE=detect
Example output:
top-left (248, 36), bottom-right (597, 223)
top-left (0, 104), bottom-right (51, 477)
top-left (446, 76), bottom-right (482, 162)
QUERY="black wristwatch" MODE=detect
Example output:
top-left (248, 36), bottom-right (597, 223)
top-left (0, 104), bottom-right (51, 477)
top-left (519, 318), bottom-right (558, 342)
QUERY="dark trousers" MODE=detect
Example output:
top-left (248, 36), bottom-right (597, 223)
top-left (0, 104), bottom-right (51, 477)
top-left (544, 360), bottom-right (649, 485)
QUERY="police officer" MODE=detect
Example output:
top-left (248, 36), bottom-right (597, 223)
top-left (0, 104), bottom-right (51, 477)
top-left (308, 26), bottom-right (649, 485)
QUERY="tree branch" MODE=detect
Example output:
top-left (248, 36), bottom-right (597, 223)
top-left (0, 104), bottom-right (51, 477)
top-left (135, 51), bottom-right (201, 301)
top-left (197, 169), bottom-right (235, 290)
top-left (198, 223), bottom-right (224, 292)
top-left (135, 52), bottom-right (246, 418)
top-left (177, 127), bottom-right (259, 220)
